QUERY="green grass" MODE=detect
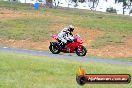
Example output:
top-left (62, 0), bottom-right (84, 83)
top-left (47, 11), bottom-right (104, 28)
top-left (0, 52), bottom-right (132, 88)
top-left (0, 1), bottom-right (33, 11)
top-left (114, 57), bottom-right (132, 62)
top-left (42, 8), bottom-right (132, 48)
top-left (0, 17), bottom-right (61, 41)
top-left (0, 1), bottom-right (132, 46)
top-left (46, 8), bottom-right (132, 31)
top-left (92, 32), bottom-right (125, 47)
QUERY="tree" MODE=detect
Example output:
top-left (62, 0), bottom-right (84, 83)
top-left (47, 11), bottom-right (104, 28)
top-left (88, 0), bottom-right (99, 10)
top-left (115, 0), bottom-right (132, 14)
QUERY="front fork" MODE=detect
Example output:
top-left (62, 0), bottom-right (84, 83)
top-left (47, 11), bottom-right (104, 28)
top-left (50, 42), bottom-right (60, 49)
top-left (77, 45), bottom-right (83, 52)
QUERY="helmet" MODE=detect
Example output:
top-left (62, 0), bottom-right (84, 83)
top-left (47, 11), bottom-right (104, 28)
top-left (68, 25), bottom-right (74, 32)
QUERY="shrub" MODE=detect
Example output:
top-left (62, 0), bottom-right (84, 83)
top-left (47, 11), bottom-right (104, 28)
top-left (78, 0), bottom-right (86, 3)
top-left (106, 7), bottom-right (117, 13)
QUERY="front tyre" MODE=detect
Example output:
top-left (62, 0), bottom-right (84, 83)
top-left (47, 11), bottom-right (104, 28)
top-left (49, 45), bottom-right (60, 54)
top-left (76, 46), bottom-right (87, 56)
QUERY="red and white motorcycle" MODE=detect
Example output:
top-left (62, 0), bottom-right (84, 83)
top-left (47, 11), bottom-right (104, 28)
top-left (49, 34), bottom-right (87, 56)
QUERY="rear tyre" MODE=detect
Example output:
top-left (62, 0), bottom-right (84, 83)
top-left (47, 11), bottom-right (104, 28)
top-left (76, 46), bottom-right (87, 56)
top-left (49, 45), bottom-right (60, 54)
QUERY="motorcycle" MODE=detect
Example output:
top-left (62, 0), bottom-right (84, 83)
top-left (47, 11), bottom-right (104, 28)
top-left (49, 34), bottom-right (87, 56)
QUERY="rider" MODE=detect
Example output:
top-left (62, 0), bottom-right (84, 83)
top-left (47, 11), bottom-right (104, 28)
top-left (58, 25), bottom-right (75, 48)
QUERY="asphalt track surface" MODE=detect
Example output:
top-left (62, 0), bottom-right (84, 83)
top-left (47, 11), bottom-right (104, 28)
top-left (0, 47), bottom-right (132, 66)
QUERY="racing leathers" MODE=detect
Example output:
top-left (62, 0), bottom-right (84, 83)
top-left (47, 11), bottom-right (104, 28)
top-left (58, 27), bottom-right (74, 48)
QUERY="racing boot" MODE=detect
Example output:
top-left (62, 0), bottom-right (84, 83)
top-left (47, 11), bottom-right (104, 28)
top-left (64, 42), bottom-right (70, 52)
top-left (60, 42), bottom-right (65, 49)
top-left (65, 46), bottom-right (70, 53)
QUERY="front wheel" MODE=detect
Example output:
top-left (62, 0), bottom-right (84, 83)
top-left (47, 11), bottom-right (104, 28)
top-left (49, 44), bottom-right (60, 54)
top-left (76, 46), bottom-right (87, 56)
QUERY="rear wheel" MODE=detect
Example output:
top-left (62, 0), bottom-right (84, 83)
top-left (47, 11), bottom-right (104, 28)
top-left (49, 45), bottom-right (60, 54)
top-left (76, 46), bottom-right (87, 56)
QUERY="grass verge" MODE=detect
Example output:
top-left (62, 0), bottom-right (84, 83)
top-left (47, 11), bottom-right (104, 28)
top-left (0, 52), bottom-right (132, 88)
top-left (0, 1), bottom-right (132, 46)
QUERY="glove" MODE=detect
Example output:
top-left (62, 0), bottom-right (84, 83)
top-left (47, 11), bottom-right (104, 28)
top-left (73, 38), bottom-right (77, 42)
